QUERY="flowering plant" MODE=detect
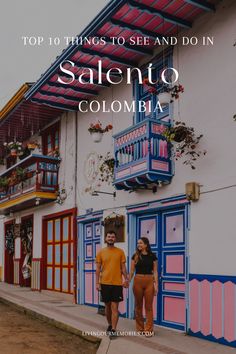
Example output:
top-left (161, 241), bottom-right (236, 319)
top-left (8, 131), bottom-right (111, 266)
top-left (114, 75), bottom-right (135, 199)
top-left (142, 78), bottom-right (184, 101)
top-left (161, 122), bottom-right (206, 169)
top-left (88, 121), bottom-right (113, 134)
top-left (27, 141), bottom-right (40, 150)
top-left (98, 152), bottom-right (115, 184)
top-left (4, 141), bottom-right (22, 151)
top-left (142, 78), bottom-right (158, 94)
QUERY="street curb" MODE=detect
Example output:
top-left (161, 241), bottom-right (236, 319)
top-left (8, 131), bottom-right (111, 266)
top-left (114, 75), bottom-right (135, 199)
top-left (0, 296), bottom-right (103, 349)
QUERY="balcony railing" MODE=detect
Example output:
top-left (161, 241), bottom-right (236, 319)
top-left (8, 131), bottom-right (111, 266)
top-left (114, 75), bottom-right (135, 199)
top-left (113, 118), bottom-right (173, 190)
top-left (0, 154), bottom-right (60, 213)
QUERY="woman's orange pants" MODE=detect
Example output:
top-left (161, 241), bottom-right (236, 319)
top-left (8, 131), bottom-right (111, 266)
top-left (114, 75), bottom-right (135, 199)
top-left (133, 274), bottom-right (154, 332)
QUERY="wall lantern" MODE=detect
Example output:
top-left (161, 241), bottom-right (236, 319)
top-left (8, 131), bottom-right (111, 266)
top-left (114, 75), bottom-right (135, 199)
top-left (185, 182), bottom-right (200, 201)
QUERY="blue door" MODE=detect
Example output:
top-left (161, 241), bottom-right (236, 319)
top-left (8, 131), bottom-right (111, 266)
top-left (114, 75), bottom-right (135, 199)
top-left (83, 221), bottom-right (101, 307)
top-left (137, 207), bottom-right (187, 330)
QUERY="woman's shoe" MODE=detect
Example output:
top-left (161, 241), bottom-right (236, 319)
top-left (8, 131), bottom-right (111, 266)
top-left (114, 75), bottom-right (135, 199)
top-left (109, 329), bottom-right (118, 339)
top-left (106, 325), bottom-right (112, 335)
top-left (144, 331), bottom-right (154, 337)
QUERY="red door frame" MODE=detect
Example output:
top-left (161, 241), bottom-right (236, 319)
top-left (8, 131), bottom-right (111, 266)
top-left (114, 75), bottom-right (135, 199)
top-left (4, 219), bottom-right (15, 284)
top-left (42, 121), bottom-right (60, 156)
top-left (42, 208), bottom-right (77, 302)
top-left (19, 214), bottom-right (34, 287)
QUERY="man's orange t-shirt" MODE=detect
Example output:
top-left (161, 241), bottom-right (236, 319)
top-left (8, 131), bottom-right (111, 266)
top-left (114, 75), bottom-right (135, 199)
top-left (96, 247), bottom-right (126, 286)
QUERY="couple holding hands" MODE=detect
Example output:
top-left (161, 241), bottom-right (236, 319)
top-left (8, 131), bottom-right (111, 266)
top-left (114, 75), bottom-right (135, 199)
top-left (96, 230), bottom-right (158, 339)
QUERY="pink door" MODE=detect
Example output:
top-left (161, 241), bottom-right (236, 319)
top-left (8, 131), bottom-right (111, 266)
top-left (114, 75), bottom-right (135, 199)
top-left (137, 207), bottom-right (187, 331)
top-left (160, 209), bottom-right (186, 330)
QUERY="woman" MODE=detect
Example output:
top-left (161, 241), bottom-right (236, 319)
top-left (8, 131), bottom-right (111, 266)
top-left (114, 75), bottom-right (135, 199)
top-left (129, 237), bottom-right (158, 336)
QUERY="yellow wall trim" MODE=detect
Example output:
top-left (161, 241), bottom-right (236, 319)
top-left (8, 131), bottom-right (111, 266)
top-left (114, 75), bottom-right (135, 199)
top-left (0, 191), bottom-right (57, 210)
top-left (0, 83), bottom-right (32, 121)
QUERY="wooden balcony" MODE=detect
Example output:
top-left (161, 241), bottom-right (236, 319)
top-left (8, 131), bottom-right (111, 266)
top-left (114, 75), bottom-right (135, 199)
top-left (113, 119), bottom-right (173, 190)
top-left (0, 154), bottom-right (60, 215)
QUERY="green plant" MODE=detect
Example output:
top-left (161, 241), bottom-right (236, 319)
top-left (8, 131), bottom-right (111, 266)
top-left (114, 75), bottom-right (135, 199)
top-left (161, 121), bottom-right (206, 169)
top-left (98, 152), bottom-right (115, 184)
top-left (53, 149), bottom-right (60, 158)
top-left (16, 168), bottom-right (27, 182)
top-left (3, 141), bottom-right (22, 151)
top-left (142, 78), bottom-right (184, 100)
top-left (0, 176), bottom-right (9, 191)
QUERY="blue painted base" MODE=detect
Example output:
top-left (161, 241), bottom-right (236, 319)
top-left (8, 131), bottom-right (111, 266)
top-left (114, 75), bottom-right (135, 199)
top-left (188, 330), bottom-right (236, 348)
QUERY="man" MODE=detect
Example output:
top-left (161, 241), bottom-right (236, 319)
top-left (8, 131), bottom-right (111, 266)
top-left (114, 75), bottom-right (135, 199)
top-left (96, 230), bottom-right (129, 339)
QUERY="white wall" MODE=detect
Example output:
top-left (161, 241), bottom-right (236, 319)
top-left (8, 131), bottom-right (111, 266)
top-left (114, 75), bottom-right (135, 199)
top-left (76, 0), bottom-right (236, 276)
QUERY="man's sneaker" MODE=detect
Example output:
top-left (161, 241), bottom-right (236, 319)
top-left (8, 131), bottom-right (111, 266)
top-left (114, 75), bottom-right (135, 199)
top-left (106, 325), bottom-right (112, 335)
top-left (109, 329), bottom-right (118, 339)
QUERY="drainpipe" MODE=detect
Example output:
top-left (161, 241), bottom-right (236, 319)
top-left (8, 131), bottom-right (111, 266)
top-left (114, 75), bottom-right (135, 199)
top-left (73, 112), bottom-right (78, 304)
top-left (74, 112), bottom-right (78, 209)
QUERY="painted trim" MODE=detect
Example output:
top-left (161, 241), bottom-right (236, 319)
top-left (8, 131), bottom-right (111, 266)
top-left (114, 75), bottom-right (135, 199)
top-left (0, 191), bottom-right (57, 209)
top-left (189, 274), bottom-right (236, 283)
top-left (188, 330), bottom-right (236, 348)
top-left (0, 83), bottom-right (32, 121)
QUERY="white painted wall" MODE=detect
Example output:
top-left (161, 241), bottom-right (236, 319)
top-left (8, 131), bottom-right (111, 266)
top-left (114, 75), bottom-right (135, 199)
top-left (76, 0), bottom-right (236, 276)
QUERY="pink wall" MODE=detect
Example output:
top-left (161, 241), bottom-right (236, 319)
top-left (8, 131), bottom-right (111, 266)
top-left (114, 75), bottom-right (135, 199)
top-left (189, 276), bottom-right (236, 346)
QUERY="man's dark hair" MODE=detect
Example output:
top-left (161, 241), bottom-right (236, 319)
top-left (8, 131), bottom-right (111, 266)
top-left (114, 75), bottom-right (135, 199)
top-left (106, 230), bottom-right (116, 237)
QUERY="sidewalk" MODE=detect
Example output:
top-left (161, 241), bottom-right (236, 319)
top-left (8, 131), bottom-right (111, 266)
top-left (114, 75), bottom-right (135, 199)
top-left (0, 283), bottom-right (234, 354)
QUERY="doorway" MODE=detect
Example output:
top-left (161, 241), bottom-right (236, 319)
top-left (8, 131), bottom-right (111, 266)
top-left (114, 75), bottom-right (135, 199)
top-left (4, 221), bottom-right (14, 284)
top-left (132, 206), bottom-right (188, 331)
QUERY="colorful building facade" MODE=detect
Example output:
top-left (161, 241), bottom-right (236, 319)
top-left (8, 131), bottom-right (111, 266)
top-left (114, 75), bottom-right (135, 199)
top-left (0, 0), bottom-right (236, 349)
top-left (0, 84), bottom-right (77, 296)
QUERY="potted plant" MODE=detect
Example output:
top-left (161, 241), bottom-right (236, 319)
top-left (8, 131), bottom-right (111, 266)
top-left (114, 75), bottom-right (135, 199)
top-left (8, 171), bottom-right (18, 186)
top-left (158, 84), bottom-right (184, 105)
top-left (161, 121), bottom-right (206, 169)
top-left (53, 149), bottom-right (60, 158)
top-left (142, 78), bottom-right (184, 105)
top-left (88, 121), bottom-right (113, 143)
top-left (27, 141), bottom-right (41, 153)
top-left (98, 152), bottom-right (115, 184)
top-left (18, 147), bottom-right (31, 161)
top-left (16, 168), bottom-right (27, 182)
top-left (4, 141), bottom-right (22, 156)
top-left (0, 176), bottom-right (9, 193)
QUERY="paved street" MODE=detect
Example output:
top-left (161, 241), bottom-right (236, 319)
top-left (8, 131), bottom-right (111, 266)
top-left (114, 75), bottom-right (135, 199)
top-left (0, 283), bottom-right (234, 354)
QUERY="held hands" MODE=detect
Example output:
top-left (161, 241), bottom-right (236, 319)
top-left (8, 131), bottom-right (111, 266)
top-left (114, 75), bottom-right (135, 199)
top-left (122, 276), bottom-right (130, 288)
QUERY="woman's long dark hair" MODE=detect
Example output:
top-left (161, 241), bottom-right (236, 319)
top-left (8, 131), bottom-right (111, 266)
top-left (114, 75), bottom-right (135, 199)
top-left (133, 237), bottom-right (153, 264)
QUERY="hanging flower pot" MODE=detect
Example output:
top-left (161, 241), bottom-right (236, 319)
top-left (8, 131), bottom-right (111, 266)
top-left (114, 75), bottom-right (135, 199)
top-left (161, 121), bottom-right (206, 169)
top-left (91, 131), bottom-right (103, 143)
top-left (27, 143), bottom-right (36, 150)
top-left (158, 92), bottom-right (172, 105)
top-left (4, 141), bottom-right (22, 156)
top-left (10, 149), bottom-right (17, 157)
top-left (88, 121), bottom-right (113, 143)
top-left (142, 78), bottom-right (184, 104)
